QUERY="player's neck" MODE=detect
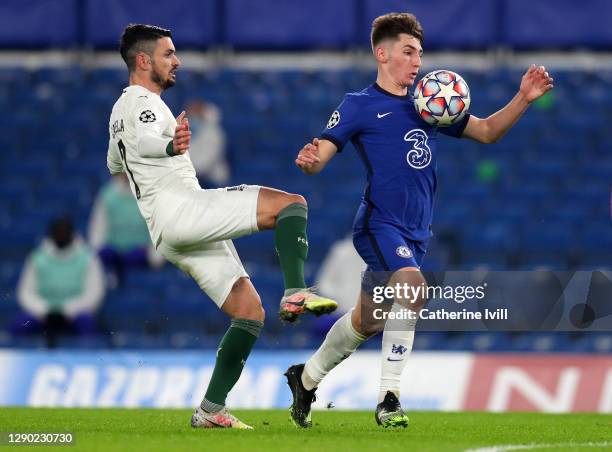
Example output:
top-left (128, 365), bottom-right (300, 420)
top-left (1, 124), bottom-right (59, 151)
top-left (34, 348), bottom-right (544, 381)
top-left (129, 73), bottom-right (163, 96)
top-left (375, 73), bottom-right (407, 97)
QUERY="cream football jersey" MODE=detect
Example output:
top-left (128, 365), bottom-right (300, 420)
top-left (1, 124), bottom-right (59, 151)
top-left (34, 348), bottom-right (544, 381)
top-left (107, 84), bottom-right (199, 245)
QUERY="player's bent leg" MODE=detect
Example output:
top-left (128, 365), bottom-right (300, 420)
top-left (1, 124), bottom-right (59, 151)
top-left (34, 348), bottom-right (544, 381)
top-left (221, 277), bottom-right (265, 322)
top-left (193, 278), bottom-right (264, 430)
top-left (375, 266), bottom-right (425, 428)
top-left (255, 186), bottom-right (306, 231)
top-left (286, 296), bottom-right (370, 428)
top-left (256, 187), bottom-right (337, 321)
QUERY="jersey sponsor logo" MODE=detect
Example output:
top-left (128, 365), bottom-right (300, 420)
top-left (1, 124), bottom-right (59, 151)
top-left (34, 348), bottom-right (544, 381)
top-left (396, 246), bottom-right (413, 258)
top-left (139, 110), bottom-right (156, 123)
top-left (404, 128), bottom-right (431, 169)
top-left (326, 110), bottom-right (340, 129)
top-left (377, 112), bottom-right (392, 118)
top-left (226, 184), bottom-right (246, 192)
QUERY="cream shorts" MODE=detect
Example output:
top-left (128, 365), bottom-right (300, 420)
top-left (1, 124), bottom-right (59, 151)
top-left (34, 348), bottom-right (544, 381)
top-left (156, 184), bottom-right (260, 306)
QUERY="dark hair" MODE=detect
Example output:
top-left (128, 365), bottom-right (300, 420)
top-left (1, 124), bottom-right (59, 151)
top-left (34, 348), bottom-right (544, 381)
top-left (119, 24), bottom-right (172, 72)
top-left (371, 13), bottom-right (423, 48)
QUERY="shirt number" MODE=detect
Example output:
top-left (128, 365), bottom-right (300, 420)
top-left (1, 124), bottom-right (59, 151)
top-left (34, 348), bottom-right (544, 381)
top-left (118, 139), bottom-right (141, 199)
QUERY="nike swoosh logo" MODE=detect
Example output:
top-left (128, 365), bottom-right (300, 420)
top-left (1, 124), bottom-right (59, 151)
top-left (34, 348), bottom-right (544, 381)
top-left (285, 300), bottom-right (305, 307)
top-left (387, 358), bottom-right (403, 362)
top-left (377, 112), bottom-right (392, 118)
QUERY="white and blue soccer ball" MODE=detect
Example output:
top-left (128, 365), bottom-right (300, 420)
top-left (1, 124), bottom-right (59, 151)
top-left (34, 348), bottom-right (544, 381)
top-left (413, 69), bottom-right (471, 127)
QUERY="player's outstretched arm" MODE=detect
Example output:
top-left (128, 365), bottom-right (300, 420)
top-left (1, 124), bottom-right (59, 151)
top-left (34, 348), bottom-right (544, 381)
top-left (463, 64), bottom-right (554, 144)
top-left (295, 138), bottom-right (337, 175)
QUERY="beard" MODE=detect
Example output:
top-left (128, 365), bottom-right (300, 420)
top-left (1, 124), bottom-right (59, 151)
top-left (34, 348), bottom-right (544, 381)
top-left (151, 65), bottom-right (175, 90)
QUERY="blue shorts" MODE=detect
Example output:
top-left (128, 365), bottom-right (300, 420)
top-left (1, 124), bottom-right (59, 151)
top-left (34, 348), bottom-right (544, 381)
top-left (353, 226), bottom-right (428, 295)
top-left (353, 226), bottom-right (429, 272)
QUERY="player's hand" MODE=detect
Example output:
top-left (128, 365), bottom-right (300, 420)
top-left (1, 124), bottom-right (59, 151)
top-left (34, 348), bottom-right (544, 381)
top-left (295, 138), bottom-right (321, 172)
top-left (520, 64), bottom-right (554, 103)
top-left (173, 110), bottom-right (191, 155)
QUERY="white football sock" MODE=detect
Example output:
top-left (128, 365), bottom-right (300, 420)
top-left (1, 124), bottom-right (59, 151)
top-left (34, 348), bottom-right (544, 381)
top-left (378, 303), bottom-right (417, 403)
top-left (302, 310), bottom-right (367, 390)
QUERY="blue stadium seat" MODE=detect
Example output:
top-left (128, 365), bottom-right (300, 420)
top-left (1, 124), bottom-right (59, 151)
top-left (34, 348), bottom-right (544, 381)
top-left (1, 66), bottom-right (611, 349)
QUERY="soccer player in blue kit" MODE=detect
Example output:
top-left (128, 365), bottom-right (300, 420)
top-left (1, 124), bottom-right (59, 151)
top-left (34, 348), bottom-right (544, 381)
top-left (285, 12), bottom-right (553, 428)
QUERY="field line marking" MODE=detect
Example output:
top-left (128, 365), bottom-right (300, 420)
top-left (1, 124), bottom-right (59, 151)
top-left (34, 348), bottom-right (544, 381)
top-left (465, 441), bottom-right (612, 452)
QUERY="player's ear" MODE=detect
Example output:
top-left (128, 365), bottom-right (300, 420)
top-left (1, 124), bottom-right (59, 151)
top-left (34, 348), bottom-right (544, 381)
top-left (135, 52), bottom-right (150, 71)
top-left (374, 44), bottom-right (388, 64)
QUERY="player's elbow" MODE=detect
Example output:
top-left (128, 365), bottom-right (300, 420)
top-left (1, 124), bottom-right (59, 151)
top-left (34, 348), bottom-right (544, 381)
top-left (481, 134), bottom-right (498, 145)
top-left (477, 125), bottom-right (499, 144)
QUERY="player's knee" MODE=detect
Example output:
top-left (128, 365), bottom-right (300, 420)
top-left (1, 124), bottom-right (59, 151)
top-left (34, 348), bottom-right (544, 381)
top-left (289, 193), bottom-right (307, 207)
top-left (272, 194), bottom-right (307, 227)
top-left (244, 297), bottom-right (265, 322)
top-left (249, 295), bottom-right (265, 322)
top-left (279, 193), bottom-right (306, 212)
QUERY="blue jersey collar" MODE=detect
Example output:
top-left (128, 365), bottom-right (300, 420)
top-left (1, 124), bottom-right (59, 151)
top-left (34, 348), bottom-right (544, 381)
top-left (372, 82), bottom-right (410, 100)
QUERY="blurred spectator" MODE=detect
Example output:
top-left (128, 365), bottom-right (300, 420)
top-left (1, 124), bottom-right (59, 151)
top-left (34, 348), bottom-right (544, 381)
top-left (89, 174), bottom-right (164, 286)
top-left (186, 100), bottom-right (230, 187)
top-left (12, 217), bottom-right (105, 346)
top-left (311, 235), bottom-right (367, 336)
top-left (316, 235), bottom-right (367, 315)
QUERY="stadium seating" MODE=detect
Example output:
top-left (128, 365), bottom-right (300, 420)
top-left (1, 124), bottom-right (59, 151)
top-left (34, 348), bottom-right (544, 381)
top-left (0, 67), bottom-right (609, 351)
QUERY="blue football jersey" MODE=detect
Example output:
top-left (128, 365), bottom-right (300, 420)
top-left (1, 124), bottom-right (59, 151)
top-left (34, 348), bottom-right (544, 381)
top-left (321, 83), bottom-right (469, 242)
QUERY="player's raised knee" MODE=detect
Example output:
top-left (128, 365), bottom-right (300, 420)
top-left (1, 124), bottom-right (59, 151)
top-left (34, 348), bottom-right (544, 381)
top-left (283, 193), bottom-right (307, 210)
top-left (271, 193), bottom-right (307, 228)
top-left (292, 193), bottom-right (307, 206)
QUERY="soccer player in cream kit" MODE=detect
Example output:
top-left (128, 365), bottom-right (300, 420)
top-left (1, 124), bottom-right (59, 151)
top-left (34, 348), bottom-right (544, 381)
top-left (107, 24), bottom-right (337, 429)
top-left (285, 13), bottom-right (553, 428)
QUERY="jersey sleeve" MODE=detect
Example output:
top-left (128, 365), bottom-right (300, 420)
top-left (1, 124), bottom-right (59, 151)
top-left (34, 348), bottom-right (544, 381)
top-left (438, 112), bottom-right (471, 138)
top-left (133, 96), bottom-right (174, 158)
top-left (320, 95), bottom-right (361, 152)
top-left (106, 138), bottom-right (124, 175)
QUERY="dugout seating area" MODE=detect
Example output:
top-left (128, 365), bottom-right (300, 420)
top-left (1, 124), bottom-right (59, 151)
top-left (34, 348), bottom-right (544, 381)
top-left (0, 67), bottom-right (610, 351)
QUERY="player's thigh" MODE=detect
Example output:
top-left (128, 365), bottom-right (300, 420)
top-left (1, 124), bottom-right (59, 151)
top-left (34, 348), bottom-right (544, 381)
top-left (161, 185), bottom-right (260, 248)
top-left (158, 239), bottom-right (249, 308)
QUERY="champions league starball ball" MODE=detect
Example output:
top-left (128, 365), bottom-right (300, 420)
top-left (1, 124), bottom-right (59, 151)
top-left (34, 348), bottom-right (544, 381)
top-left (413, 69), bottom-right (471, 127)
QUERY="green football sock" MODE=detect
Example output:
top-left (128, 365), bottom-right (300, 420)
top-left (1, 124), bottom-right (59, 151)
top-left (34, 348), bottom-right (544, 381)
top-left (274, 202), bottom-right (308, 293)
top-left (201, 318), bottom-right (263, 412)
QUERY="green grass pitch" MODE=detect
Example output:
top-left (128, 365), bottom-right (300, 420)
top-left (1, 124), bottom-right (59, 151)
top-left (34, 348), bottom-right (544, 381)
top-left (1, 408), bottom-right (611, 451)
